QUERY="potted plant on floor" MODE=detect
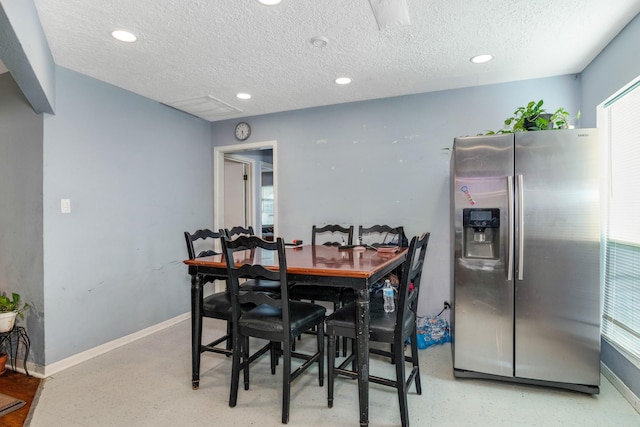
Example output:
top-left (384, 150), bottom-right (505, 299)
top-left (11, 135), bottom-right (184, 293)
top-left (0, 292), bottom-right (29, 333)
top-left (0, 292), bottom-right (28, 375)
top-left (0, 352), bottom-right (6, 375)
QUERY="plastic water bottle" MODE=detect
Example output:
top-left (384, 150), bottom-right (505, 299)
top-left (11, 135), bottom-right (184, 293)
top-left (383, 279), bottom-right (395, 313)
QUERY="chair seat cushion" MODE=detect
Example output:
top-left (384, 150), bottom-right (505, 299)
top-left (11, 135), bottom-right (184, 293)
top-left (203, 291), bottom-right (278, 319)
top-left (239, 301), bottom-right (326, 339)
top-left (290, 284), bottom-right (342, 303)
top-left (202, 292), bottom-right (233, 318)
top-left (325, 302), bottom-right (415, 343)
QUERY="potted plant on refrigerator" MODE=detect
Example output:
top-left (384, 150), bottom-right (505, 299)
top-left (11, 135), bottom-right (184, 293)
top-left (0, 292), bottom-right (29, 333)
top-left (506, 100), bottom-right (552, 131)
top-left (483, 100), bottom-right (579, 134)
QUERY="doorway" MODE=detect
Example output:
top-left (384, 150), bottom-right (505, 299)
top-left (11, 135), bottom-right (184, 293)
top-left (223, 156), bottom-right (252, 230)
top-left (213, 140), bottom-right (277, 240)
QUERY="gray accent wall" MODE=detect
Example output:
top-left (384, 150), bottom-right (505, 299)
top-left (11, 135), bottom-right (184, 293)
top-left (211, 75), bottom-right (581, 319)
top-left (581, 13), bottom-right (640, 127)
top-left (1, 0), bottom-right (638, 402)
top-left (42, 67), bottom-right (213, 364)
top-left (0, 72), bottom-right (44, 365)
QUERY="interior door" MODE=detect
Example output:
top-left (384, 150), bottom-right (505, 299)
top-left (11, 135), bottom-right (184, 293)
top-left (224, 158), bottom-right (248, 229)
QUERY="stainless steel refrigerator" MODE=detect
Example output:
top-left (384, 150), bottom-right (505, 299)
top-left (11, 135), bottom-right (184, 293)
top-left (450, 129), bottom-right (601, 394)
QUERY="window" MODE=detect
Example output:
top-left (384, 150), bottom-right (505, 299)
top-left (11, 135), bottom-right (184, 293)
top-left (600, 77), bottom-right (640, 364)
top-left (261, 185), bottom-right (274, 226)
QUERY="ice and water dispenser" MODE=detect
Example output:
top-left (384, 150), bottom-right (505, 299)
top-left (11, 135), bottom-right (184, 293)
top-left (462, 208), bottom-right (500, 259)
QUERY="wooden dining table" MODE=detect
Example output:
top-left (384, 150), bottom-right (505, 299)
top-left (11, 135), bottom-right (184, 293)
top-left (184, 244), bottom-right (407, 426)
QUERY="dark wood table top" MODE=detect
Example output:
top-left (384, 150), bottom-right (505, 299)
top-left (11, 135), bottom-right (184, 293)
top-left (184, 245), bottom-right (407, 279)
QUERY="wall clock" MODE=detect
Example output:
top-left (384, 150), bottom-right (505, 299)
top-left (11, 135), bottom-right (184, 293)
top-left (234, 122), bottom-right (251, 141)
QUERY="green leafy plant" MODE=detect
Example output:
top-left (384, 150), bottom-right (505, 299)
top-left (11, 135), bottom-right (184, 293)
top-left (506, 100), bottom-right (549, 132)
top-left (0, 292), bottom-right (29, 319)
top-left (482, 100), bottom-right (580, 135)
top-left (550, 107), bottom-right (581, 129)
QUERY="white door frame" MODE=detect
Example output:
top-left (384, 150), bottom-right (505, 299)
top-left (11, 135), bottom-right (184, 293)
top-left (213, 140), bottom-right (277, 237)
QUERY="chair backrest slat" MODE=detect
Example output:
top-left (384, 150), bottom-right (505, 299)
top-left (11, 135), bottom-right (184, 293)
top-left (312, 224), bottom-right (354, 246)
top-left (184, 228), bottom-right (227, 283)
top-left (184, 228), bottom-right (226, 260)
top-left (222, 235), bottom-right (288, 320)
top-left (224, 226), bottom-right (255, 240)
top-left (358, 225), bottom-right (407, 247)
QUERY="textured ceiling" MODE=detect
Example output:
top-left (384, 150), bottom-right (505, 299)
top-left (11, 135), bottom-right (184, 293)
top-left (29, 0), bottom-right (640, 122)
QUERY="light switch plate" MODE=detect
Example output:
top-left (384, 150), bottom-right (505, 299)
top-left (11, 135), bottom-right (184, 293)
top-left (60, 199), bottom-right (71, 213)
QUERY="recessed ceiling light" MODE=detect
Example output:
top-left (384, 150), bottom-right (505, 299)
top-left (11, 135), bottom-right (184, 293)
top-left (310, 36), bottom-right (329, 48)
top-left (111, 30), bottom-right (137, 43)
top-left (236, 93), bottom-right (252, 100)
top-left (257, 0), bottom-right (282, 5)
top-left (335, 77), bottom-right (352, 85)
top-left (470, 54), bottom-right (493, 64)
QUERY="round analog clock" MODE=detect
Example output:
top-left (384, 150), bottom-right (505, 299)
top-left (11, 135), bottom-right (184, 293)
top-left (234, 122), bottom-right (251, 141)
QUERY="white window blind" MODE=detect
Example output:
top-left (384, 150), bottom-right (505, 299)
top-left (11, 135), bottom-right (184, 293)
top-left (602, 78), bottom-right (640, 363)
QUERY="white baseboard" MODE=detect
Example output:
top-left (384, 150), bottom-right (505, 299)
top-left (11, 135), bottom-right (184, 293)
top-left (39, 312), bottom-right (190, 377)
top-left (4, 360), bottom-right (45, 378)
top-left (601, 361), bottom-right (640, 414)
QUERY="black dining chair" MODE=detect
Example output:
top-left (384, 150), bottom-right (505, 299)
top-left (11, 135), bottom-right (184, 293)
top-left (222, 235), bottom-right (326, 424)
top-left (358, 224), bottom-right (407, 248)
top-left (325, 232), bottom-right (430, 427)
top-left (184, 228), bottom-right (234, 361)
top-left (184, 229), bottom-right (273, 390)
top-left (290, 225), bottom-right (353, 356)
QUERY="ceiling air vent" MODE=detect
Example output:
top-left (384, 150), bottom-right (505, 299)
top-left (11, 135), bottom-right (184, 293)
top-left (164, 95), bottom-right (242, 121)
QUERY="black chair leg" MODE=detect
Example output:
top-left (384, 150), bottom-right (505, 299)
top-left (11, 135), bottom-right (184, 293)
top-left (194, 312), bottom-right (203, 389)
top-left (229, 332), bottom-right (242, 407)
top-left (270, 341), bottom-right (277, 375)
top-left (226, 321), bottom-right (233, 352)
top-left (243, 336), bottom-right (250, 390)
top-left (327, 330), bottom-right (336, 408)
top-left (410, 331), bottom-right (422, 394)
top-left (332, 302), bottom-right (341, 357)
top-left (317, 322), bottom-right (325, 387)
top-left (282, 341), bottom-right (292, 424)
top-left (395, 341), bottom-right (409, 427)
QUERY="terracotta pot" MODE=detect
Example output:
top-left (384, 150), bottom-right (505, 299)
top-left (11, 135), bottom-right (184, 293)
top-left (0, 352), bottom-right (7, 376)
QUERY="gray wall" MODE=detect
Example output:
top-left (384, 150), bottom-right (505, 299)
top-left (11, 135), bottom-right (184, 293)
top-left (41, 67), bottom-right (213, 364)
top-left (1, 0), bottom-right (638, 400)
top-left (581, 12), bottom-right (640, 400)
top-left (211, 75), bottom-right (581, 318)
top-left (582, 13), bottom-right (640, 127)
top-left (0, 72), bottom-right (44, 364)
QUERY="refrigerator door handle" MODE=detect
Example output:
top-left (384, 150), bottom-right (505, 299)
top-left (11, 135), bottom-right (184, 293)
top-left (507, 175), bottom-right (514, 281)
top-left (517, 174), bottom-right (524, 280)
